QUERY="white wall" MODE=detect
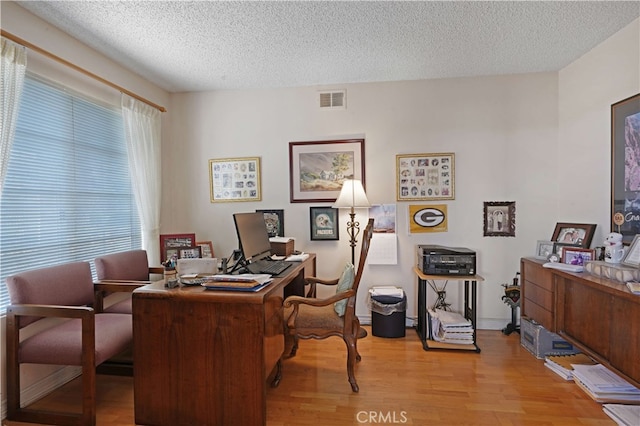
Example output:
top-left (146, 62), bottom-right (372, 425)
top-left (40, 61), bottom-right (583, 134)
top-left (166, 73), bottom-right (560, 329)
top-left (558, 19), bottom-right (640, 246)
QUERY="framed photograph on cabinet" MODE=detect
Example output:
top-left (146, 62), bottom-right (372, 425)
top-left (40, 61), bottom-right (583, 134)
top-left (256, 209), bottom-right (285, 237)
top-left (611, 93), bottom-right (640, 244)
top-left (289, 139), bottom-right (365, 203)
top-left (561, 247), bottom-right (596, 265)
top-left (396, 153), bottom-right (454, 201)
top-left (179, 246), bottom-right (202, 259)
top-left (483, 201), bottom-right (515, 237)
top-left (551, 223), bottom-right (596, 248)
top-left (535, 240), bottom-right (555, 259)
top-left (209, 157), bottom-right (261, 202)
top-left (309, 207), bottom-right (339, 240)
top-left (622, 234), bottom-right (640, 267)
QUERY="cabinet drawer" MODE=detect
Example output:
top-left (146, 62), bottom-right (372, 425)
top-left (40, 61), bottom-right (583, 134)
top-left (522, 299), bottom-right (553, 331)
top-left (523, 261), bottom-right (553, 291)
top-left (523, 280), bottom-right (553, 310)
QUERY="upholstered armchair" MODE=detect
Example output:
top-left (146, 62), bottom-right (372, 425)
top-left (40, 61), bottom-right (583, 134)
top-left (281, 218), bottom-right (374, 392)
top-left (5, 261), bottom-right (134, 425)
top-left (94, 249), bottom-right (163, 313)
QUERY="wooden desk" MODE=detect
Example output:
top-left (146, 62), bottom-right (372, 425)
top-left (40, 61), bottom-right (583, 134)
top-left (414, 267), bottom-right (483, 352)
top-left (132, 254), bottom-right (316, 426)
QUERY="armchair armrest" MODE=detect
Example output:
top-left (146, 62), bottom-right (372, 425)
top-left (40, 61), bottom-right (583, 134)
top-left (284, 289), bottom-right (355, 329)
top-left (94, 280), bottom-right (149, 312)
top-left (149, 266), bottom-right (165, 275)
top-left (7, 303), bottom-right (94, 320)
top-left (304, 276), bottom-right (340, 297)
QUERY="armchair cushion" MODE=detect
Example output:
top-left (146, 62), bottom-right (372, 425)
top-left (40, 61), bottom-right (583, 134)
top-left (287, 303), bottom-right (344, 331)
top-left (334, 263), bottom-right (355, 316)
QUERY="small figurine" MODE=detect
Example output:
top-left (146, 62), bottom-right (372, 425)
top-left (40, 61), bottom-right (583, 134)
top-left (604, 232), bottom-right (625, 264)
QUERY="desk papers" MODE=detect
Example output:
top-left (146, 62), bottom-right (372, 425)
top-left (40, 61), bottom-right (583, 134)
top-left (603, 404), bottom-right (640, 426)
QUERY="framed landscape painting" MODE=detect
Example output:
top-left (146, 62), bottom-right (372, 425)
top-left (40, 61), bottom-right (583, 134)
top-left (289, 139), bottom-right (365, 203)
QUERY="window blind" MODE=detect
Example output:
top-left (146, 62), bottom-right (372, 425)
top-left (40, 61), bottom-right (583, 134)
top-left (0, 75), bottom-right (141, 312)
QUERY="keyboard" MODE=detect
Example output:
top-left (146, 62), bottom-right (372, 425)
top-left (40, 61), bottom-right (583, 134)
top-left (247, 260), bottom-right (291, 275)
top-left (543, 262), bottom-right (584, 273)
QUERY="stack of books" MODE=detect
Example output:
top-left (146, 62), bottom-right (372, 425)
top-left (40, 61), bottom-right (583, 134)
top-left (428, 309), bottom-right (474, 345)
top-left (571, 364), bottom-right (640, 404)
top-left (544, 353), bottom-right (596, 381)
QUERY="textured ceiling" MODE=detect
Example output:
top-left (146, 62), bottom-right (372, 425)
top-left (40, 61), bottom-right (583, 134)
top-left (14, 1), bottom-right (640, 93)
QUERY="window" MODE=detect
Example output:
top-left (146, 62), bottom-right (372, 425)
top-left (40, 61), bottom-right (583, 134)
top-left (0, 75), bottom-right (141, 312)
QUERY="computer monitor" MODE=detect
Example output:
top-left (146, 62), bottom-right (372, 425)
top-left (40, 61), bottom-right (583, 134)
top-left (233, 212), bottom-right (272, 263)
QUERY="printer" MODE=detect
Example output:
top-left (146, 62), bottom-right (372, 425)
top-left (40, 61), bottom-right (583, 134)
top-left (417, 245), bottom-right (476, 276)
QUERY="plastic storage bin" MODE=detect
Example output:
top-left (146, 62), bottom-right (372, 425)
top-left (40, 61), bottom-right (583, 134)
top-left (369, 288), bottom-right (407, 338)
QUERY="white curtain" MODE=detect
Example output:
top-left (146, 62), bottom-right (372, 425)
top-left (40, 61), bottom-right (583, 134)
top-left (121, 93), bottom-right (162, 264)
top-left (0, 37), bottom-right (27, 194)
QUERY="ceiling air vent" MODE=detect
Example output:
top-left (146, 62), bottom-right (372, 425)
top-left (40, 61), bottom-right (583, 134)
top-left (319, 90), bottom-right (346, 109)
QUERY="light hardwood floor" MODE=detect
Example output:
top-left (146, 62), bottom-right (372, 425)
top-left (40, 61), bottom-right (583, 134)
top-left (4, 328), bottom-right (614, 425)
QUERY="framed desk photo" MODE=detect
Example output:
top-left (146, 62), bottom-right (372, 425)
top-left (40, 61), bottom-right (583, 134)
top-left (611, 93), bottom-right (640, 244)
top-left (209, 157), bottom-right (261, 202)
top-left (396, 153), bottom-right (454, 201)
top-left (289, 139), bottom-right (365, 203)
top-left (196, 241), bottom-right (214, 258)
top-left (160, 233), bottom-right (196, 263)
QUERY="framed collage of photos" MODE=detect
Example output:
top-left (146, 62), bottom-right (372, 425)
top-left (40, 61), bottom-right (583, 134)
top-left (209, 157), bottom-right (261, 202)
top-left (396, 153), bottom-right (454, 201)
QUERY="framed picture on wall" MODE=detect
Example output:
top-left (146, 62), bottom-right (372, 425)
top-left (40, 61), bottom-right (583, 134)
top-left (289, 139), bottom-right (365, 203)
top-left (611, 93), bottom-right (640, 244)
top-left (483, 201), bottom-right (515, 237)
top-left (309, 207), bottom-right (339, 240)
top-left (209, 157), bottom-right (261, 202)
top-left (256, 209), bottom-right (285, 237)
top-left (396, 153), bottom-right (454, 201)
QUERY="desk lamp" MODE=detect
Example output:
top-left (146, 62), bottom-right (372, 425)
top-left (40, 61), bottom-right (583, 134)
top-left (333, 179), bottom-right (370, 264)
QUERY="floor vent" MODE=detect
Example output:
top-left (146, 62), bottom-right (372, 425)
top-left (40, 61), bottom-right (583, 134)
top-left (319, 90), bottom-right (346, 109)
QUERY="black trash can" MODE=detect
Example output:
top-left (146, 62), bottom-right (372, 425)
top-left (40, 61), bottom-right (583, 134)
top-left (369, 289), bottom-right (407, 338)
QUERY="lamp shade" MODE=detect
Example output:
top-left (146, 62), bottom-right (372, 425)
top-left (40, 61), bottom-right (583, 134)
top-left (333, 179), bottom-right (370, 208)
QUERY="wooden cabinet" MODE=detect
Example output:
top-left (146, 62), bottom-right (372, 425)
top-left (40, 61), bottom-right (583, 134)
top-left (554, 269), bottom-right (640, 387)
top-left (520, 257), bottom-right (555, 331)
top-left (520, 257), bottom-right (640, 388)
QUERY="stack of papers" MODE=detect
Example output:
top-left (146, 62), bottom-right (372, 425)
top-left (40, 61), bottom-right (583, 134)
top-left (370, 286), bottom-right (404, 298)
top-left (544, 353), bottom-right (596, 381)
top-left (603, 404), bottom-right (640, 426)
top-left (429, 309), bottom-right (474, 345)
top-left (572, 364), bottom-right (640, 403)
top-left (285, 252), bottom-right (309, 262)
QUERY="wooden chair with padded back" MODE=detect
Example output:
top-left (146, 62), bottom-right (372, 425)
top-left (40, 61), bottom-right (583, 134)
top-left (281, 218), bottom-right (374, 392)
top-left (5, 261), bottom-right (134, 426)
top-left (93, 249), bottom-right (164, 314)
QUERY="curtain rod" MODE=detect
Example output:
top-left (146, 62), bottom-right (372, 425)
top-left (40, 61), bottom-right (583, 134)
top-left (2, 30), bottom-right (166, 113)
